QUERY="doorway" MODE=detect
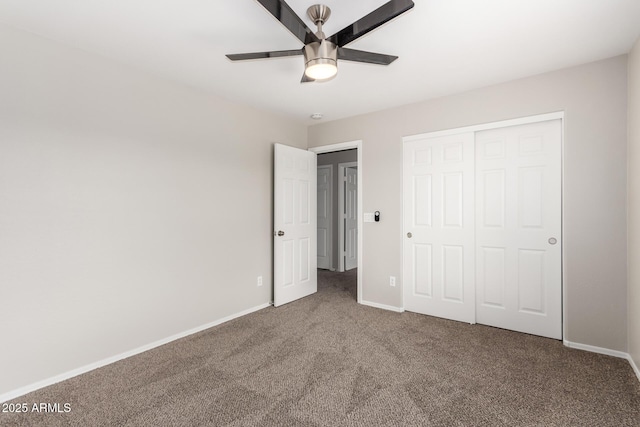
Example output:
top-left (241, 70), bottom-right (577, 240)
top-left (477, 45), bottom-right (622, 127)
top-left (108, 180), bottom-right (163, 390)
top-left (310, 141), bottom-right (362, 303)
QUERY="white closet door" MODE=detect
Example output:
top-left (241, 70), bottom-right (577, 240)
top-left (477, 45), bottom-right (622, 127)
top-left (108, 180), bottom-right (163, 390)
top-left (403, 133), bottom-right (476, 323)
top-left (475, 120), bottom-right (562, 339)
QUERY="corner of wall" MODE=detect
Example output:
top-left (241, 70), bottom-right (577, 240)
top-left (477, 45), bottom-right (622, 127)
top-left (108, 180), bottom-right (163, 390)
top-left (628, 35), bottom-right (640, 381)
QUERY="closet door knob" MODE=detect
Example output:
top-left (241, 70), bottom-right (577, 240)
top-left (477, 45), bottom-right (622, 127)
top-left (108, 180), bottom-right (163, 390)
top-left (548, 237), bottom-right (557, 245)
top-left (407, 232), bottom-right (412, 238)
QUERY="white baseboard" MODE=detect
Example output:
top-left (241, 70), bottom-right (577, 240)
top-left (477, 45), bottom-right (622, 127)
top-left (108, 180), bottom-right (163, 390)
top-left (628, 354), bottom-right (640, 383)
top-left (563, 340), bottom-right (628, 358)
top-left (0, 302), bottom-right (271, 404)
top-left (360, 299), bottom-right (404, 313)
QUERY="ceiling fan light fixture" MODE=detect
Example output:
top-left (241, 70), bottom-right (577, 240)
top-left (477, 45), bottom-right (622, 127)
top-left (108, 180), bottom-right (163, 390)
top-left (303, 40), bottom-right (338, 80)
top-left (305, 59), bottom-right (337, 80)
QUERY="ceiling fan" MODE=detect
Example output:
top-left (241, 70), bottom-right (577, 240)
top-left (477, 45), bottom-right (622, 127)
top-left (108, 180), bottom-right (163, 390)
top-left (226, 0), bottom-right (415, 83)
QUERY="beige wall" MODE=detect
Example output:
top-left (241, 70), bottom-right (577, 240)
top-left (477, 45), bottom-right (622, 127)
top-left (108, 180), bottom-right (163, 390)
top-left (0, 24), bottom-right (306, 396)
top-left (317, 149), bottom-right (358, 269)
top-left (628, 37), bottom-right (640, 371)
top-left (309, 56), bottom-right (629, 352)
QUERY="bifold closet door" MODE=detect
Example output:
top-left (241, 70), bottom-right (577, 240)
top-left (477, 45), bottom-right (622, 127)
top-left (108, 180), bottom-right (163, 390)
top-left (403, 133), bottom-right (475, 323)
top-left (475, 120), bottom-right (562, 339)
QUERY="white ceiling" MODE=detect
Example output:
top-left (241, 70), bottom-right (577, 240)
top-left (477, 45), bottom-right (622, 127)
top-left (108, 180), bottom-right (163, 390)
top-left (1, 1), bottom-right (639, 125)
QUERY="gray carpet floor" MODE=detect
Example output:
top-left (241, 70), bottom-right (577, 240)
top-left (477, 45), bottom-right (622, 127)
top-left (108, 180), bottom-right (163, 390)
top-left (2, 269), bottom-right (640, 426)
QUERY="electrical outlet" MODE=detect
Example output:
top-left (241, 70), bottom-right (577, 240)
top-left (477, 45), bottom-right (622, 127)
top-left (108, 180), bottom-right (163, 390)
top-left (257, 276), bottom-right (263, 287)
top-left (390, 276), bottom-right (396, 287)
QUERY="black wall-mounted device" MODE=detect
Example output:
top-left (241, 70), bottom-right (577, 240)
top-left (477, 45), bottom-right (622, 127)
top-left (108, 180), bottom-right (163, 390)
top-left (374, 211), bottom-right (380, 222)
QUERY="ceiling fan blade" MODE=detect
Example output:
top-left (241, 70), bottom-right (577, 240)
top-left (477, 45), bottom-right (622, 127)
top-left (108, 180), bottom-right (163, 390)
top-left (301, 72), bottom-right (315, 83)
top-left (328, 0), bottom-right (414, 47)
top-left (256, 0), bottom-right (320, 44)
top-left (337, 48), bottom-right (398, 65)
top-left (226, 49), bottom-right (303, 61)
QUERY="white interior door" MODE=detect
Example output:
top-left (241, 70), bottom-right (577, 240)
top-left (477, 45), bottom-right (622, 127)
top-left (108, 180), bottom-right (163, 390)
top-left (317, 165), bottom-right (332, 270)
top-left (344, 166), bottom-right (358, 271)
top-left (475, 120), bottom-right (562, 339)
top-left (274, 144), bottom-right (317, 307)
top-left (403, 133), bottom-right (476, 323)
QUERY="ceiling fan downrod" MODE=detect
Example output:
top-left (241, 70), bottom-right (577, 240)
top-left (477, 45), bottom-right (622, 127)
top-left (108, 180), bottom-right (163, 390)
top-left (307, 4), bottom-right (331, 39)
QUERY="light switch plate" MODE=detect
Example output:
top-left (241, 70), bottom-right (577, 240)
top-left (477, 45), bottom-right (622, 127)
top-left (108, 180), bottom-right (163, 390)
top-left (364, 213), bottom-right (375, 222)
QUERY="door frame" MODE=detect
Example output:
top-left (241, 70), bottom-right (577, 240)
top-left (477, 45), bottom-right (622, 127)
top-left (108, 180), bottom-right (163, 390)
top-left (338, 162), bottom-right (358, 272)
top-left (309, 141), bottom-right (363, 303)
top-left (317, 164), bottom-right (334, 271)
top-left (402, 111), bottom-right (565, 338)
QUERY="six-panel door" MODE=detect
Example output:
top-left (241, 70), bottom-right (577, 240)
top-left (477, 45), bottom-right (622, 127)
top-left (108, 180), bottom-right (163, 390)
top-left (403, 132), bottom-right (476, 323)
top-left (274, 144), bottom-right (317, 307)
top-left (475, 120), bottom-right (562, 339)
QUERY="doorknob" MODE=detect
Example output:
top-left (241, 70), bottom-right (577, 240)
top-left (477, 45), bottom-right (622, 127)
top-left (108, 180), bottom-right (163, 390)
top-left (277, 231), bottom-right (285, 237)
top-left (548, 237), bottom-right (557, 245)
top-left (407, 232), bottom-right (412, 238)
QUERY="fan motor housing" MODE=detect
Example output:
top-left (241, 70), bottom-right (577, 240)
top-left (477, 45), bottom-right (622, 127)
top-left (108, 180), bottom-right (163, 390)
top-left (303, 40), bottom-right (337, 71)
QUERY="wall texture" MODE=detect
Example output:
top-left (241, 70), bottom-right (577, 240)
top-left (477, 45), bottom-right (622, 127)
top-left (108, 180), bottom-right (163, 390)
top-left (308, 56), bottom-right (629, 352)
top-left (317, 149), bottom-right (358, 269)
top-left (0, 24), bottom-right (306, 396)
top-left (628, 37), bottom-right (640, 372)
